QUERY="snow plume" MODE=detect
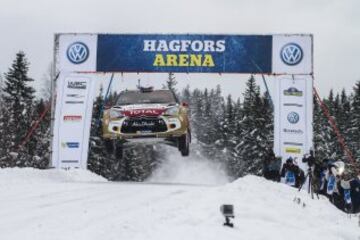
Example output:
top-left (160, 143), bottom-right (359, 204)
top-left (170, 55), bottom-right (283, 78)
top-left (147, 145), bottom-right (230, 185)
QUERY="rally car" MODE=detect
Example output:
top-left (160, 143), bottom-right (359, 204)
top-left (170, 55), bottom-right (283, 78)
top-left (102, 87), bottom-right (191, 158)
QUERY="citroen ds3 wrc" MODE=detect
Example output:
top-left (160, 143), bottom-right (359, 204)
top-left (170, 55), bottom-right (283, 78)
top-left (102, 87), bottom-right (191, 158)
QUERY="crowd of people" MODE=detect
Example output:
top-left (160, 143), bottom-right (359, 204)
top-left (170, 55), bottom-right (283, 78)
top-left (263, 149), bottom-right (360, 214)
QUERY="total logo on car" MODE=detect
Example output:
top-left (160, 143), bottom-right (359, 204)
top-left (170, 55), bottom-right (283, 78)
top-left (102, 87), bottom-right (191, 158)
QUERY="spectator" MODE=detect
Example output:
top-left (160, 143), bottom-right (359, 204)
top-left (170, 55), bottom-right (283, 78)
top-left (263, 150), bottom-right (281, 182)
top-left (350, 175), bottom-right (360, 213)
top-left (281, 157), bottom-right (303, 188)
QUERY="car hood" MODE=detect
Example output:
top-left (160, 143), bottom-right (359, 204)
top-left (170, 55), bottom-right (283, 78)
top-left (112, 103), bottom-right (173, 117)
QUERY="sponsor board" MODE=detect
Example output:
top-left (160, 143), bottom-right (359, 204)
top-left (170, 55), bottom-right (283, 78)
top-left (97, 34), bottom-right (272, 73)
top-left (285, 147), bottom-right (302, 154)
top-left (57, 33), bottom-right (312, 74)
top-left (65, 101), bottom-right (84, 104)
top-left (52, 74), bottom-right (95, 169)
top-left (280, 43), bottom-right (303, 66)
top-left (283, 128), bottom-right (303, 135)
top-left (61, 142), bottom-right (80, 148)
top-left (283, 87), bottom-right (303, 97)
top-left (61, 160), bottom-right (80, 163)
top-left (66, 94), bottom-right (85, 98)
top-left (67, 42), bottom-right (89, 64)
top-left (63, 115), bottom-right (82, 121)
top-left (274, 76), bottom-right (313, 166)
top-left (283, 103), bottom-right (303, 107)
top-left (287, 112), bottom-right (300, 124)
top-left (283, 142), bottom-right (303, 146)
top-left (67, 81), bottom-right (87, 89)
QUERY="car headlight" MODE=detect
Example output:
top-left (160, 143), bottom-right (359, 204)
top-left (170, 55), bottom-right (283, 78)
top-left (110, 109), bottom-right (124, 119)
top-left (164, 106), bottom-right (179, 116)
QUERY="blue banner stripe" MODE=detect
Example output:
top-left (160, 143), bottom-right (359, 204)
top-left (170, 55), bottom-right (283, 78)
top-left (96, 34), bottom-right (272, 73)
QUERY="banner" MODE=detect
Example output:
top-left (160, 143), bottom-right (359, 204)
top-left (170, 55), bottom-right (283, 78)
top-left (274, 76), bottom-right (313, 167)
top-left (56, 33), bottom-right (313, 74)
top-left (51, 73), bottom-right (96, 169)
top-left (53, 33), bottom-right (314, 169)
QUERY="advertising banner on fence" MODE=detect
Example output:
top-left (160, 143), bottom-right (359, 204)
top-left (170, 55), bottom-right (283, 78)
top-left (274, 76), bottom-right (313, 166)
top-left (51, 73), bottom-right (95, 169)
top-left (56, 33), bottom-right (312, 74)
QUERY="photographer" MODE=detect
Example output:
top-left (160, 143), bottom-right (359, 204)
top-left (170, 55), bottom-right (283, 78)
top-left (302, 149), bottom-right (323, 193)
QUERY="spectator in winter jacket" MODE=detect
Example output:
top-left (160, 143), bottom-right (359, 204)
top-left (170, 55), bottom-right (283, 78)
top-left (350, 176), bottom-right (360, 213)
top-left (281, 157), bottom-right (303, 188)
top-left (263, 150), bottom-right (281, 182)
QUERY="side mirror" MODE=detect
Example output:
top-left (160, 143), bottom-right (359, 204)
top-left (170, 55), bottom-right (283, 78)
top-left (181, 102), bottom-right (189, 107)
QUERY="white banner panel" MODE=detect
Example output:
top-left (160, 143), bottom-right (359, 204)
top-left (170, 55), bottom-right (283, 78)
top-left (57, 34), bottom-right (97, 73)
top-left (274, 76), bottom-right (313, 168)
top-left (51, 73), bottom-right (96, 169)
top-left (272, 35), bottom-right (313, 75)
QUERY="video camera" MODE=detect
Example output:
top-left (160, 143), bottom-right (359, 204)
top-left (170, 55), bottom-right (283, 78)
top-left (220, 204), bottom-right (234, 227)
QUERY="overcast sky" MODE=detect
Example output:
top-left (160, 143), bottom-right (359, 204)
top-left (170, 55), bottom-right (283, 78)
top-left (0, 0), bottom-right (359, 99)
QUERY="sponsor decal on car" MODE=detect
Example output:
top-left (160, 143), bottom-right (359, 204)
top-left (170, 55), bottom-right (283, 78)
top-left (61, 142), bottom-right (80, 148)
top-left (63, 115), bottom-right (82, 121)
top-left (122, 108), bottom-right (166, 117)
top-left (131, 121), bottom-right (156, 127)
top-left (67, 81), bottom-right (87, 89)
top-left (65, 101), bottom-right (84, 104)
top-left (283, 128), bottom-right (303, 135)
top-left (283, 87), bottom-right (303, 97)
top-left (285, 147), bottom-right (302, 154)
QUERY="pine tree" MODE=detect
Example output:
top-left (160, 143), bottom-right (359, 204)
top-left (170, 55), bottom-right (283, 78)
top-left (164, 72), bottom-right (178, 96)
top-left (234, 75), bottom-right (266, 176)
top-left (1, 51), bottom-right (35, 167)
top-left (350, 81), bottom-right (360, 162)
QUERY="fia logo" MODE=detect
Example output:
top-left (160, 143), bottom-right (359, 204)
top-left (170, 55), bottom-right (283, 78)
top-left (66, 42), bottom-right (89, 64)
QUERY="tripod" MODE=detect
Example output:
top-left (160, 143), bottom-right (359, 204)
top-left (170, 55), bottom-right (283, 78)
top-left (298, 167), bottom-right (319, 199)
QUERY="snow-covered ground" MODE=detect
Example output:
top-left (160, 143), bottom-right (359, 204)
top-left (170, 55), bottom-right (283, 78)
top-left (0, 163), bottom-right (359, 240)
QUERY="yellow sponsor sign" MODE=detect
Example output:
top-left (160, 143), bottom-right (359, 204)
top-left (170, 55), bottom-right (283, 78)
top-left (285, 147), bottom-right (301, 154)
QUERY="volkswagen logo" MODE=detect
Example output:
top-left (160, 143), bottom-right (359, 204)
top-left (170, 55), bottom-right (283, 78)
top-left (66, 42), bottom-right (89, 64)
top-left (287, 112), bottom-right (300, 124)
top-left (280, 43), bottom-right (303, 66)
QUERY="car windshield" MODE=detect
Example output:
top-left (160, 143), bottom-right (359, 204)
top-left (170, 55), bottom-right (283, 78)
top-left (116, 90), bottom-right (177, 105)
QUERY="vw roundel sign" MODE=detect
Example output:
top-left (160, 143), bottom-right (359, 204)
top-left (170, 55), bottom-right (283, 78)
top-left (280, 43), bottom-right (303, 66)
top-left (66, 42), bottom-right (89, 64)
top-left (287, 112), bottom-right (300, 124)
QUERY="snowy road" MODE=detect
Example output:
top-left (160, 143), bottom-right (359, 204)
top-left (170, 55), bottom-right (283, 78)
top-left (0, 166), bottom-right (359, 240)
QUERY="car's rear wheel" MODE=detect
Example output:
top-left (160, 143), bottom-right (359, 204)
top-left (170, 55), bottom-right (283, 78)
top-left (178, 132), bottom-right (190, 156)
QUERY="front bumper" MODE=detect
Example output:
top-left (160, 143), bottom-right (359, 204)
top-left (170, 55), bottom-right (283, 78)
top-left (103, 116), bottom-right (188, 140)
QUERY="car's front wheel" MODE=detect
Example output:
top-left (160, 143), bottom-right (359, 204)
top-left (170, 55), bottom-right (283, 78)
top-left (178, 132), bottom-right (190, 156)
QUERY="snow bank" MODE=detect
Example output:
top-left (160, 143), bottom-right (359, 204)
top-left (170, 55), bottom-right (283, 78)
top-left (0, 167), bottom-right (107, 186)
top-left (0, 168), bottom-right (358, 240)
